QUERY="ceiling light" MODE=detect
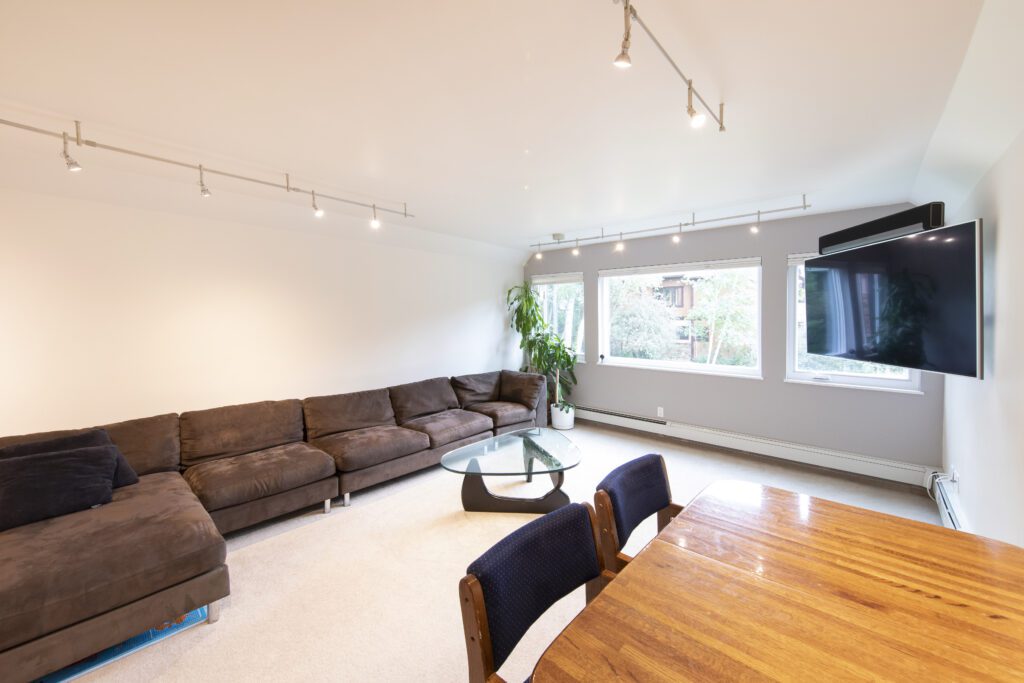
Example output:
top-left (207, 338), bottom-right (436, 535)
top-left (312, 190), bottom-right (324, 218)
top-left (534, 250), bottom-right (543, 260)
top-left (750, 210), bottom-right (761, 234)
top-left (61, 132), bottom-right (82, 172)
top-left (614, 233), bottom-right (625, 252)
top-left (672, 234), bottom-right (681, 244)
top-left (370, 204), bottom-right (381, 229)
top-left (613, 1), bottom-right (632, 68)
top-left (198, 164), bottom-right (211, 198)
top-left (672, 222), bottom-right (683, 243)
top-left (572, 239), bottom-right (580, 256)
top-left (689, 112), bottom-right (707, 129)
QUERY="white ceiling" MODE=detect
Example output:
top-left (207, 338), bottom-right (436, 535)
top-left (0, 0), bottom-right (984, 248)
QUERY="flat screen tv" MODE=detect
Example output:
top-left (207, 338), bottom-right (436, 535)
top-left (804, 220), bottom-right (982, 378)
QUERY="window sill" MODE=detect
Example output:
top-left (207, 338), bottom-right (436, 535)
top-left (784, 377), bottom-right (923, 395)
top-left (598, 359), bottom-right (763, 381)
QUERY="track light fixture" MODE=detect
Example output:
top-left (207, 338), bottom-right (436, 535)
top-left (613, 1), bottom-right (632, 68)
top-left (528, 197), bottom-right (809, 253)
top-left (61, 132), bottom-right (82, 172)
top-left (1, 117), bottom-right (415, 223)
top-left (612, 0), bottom-right (725, 132)
top-left (534, 250), bottom-right (543, 260)
top-left (370, 204), bottom-right (381, 229)
top-left (198, 165), bottom-right (211, 197)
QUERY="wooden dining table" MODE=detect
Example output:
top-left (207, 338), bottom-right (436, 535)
top-left (532, 480), bottom-right (1024, 681)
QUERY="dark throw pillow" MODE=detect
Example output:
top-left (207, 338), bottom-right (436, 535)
top-left (0, 446), bottom-right (118, 531)
top-left (0, 428), bottom-right (138, 488)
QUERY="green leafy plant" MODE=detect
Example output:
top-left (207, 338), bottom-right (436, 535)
top-left (529, 331), bottom-right (578, 412)
top-left (506, 281), bottom-right (578, 411)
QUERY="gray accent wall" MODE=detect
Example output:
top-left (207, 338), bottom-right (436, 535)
top-left (526, 204), bottom-right (944, 467)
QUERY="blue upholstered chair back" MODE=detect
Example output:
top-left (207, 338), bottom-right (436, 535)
top-left (596, 454), bottom-right (671, 550)
top-left (466, 503), bottom-right (601, 672)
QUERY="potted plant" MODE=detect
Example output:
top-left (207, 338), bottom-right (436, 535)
top-left (527, 332), bottom-right (579, 430)
top-left (507, 281), bottom-right (579, 429)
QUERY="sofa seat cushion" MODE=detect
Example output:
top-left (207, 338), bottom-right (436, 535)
top-left (0, 472), bottom-right (225, 652)
top-left (312, 426), bottom-right (429, 472)
top-left (402, 409), bottom-right (493, 448)
top-left (183, 442), bottom-right (335, 511)
top-left (466, 401), bottom-right (536, 428)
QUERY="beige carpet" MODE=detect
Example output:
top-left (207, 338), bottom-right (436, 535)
top-left (80, 424), bottom-right (938, 682)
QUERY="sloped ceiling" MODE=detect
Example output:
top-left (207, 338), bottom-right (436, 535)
top-left (0, 0), bottom-right (986, 248)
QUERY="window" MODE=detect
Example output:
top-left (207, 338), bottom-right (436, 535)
top-left (533, 273), bottom-right (585, 357)
top-left (787, 255), bottom-right (921, 391)
top-left (598, 258), bottom-right (761, 377)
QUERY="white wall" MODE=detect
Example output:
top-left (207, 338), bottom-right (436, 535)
top-left (941, 131), bottom-right (1024, 545)
top-left (0, 188), bottom-right (524, 434)
top-left (526, 205), bottom-right (945, 468)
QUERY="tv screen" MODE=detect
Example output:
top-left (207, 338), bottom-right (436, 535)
top-left (804, 220), bottom-right (981, 378)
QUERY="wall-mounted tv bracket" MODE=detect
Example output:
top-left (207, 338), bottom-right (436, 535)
top-left (818, 202), bottom-right (945, 255)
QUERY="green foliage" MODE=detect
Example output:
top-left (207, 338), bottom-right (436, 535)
top-left (506, 281), bottom-right (545, 349)
top-left (506, 281), bottom-right (578, 407)
top-left (687, 270), bottom-right (758, 366)
top-left (607, 276), bottom-right (674, 359)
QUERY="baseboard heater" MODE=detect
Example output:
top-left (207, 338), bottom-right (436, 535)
top-left (575, 406), bottom-right (934, 488)
top-left (576, 405), bottom-right (667, 426)
top-left (934, 478), bottom-right (964, 531)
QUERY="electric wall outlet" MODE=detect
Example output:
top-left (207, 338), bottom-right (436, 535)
top-left (656, 406), bottom-right (664, 418)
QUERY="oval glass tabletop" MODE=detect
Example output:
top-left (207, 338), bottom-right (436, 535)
top-left (440, 427), bottom-right (581, 476)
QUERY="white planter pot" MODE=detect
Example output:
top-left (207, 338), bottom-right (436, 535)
top-left (550, 404), bottom-right (575, 430)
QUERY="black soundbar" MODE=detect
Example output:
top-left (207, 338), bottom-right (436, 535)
top-left (818, 202), bottom-right (945, 255)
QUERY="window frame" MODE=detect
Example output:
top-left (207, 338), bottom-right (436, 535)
top-left (785, 253), bottom-right (922, 394)
top-left (531, 271), bottom-right (586, 361)
top-left (597, 257), bottom-right (763, 380)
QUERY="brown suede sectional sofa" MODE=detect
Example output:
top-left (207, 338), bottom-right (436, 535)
top-left (0, 369), bottom-right (546, 682)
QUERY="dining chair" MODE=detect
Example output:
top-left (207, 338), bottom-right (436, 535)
top-left (458, 502), bottom-right (612, 683)
top-left (594, 453), bottom-right (684, 572)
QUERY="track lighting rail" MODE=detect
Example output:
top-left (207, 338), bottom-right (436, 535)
top-left (0, 117), bottom-right (414, 219)
top-left (529, 195), bottom-right (811, 251)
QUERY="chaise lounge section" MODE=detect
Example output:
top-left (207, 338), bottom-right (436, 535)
top-left (0, 414), bottom-right (229, 683)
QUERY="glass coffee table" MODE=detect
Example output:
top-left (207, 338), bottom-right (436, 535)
top-left (440, 428), bottom-right (581, 513)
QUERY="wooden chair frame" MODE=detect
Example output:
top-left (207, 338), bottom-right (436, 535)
top-left (458, 502), bottom-right (613, 683)
top-left (594, 454), bottom-right (684, 573)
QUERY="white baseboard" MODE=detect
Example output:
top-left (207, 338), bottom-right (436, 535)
top-left (576, 407), bottom-right (935, 488)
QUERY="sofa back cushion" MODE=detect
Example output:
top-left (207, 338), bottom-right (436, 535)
top-left (500, 370), bottom-right (546, 409)
top-left (451, 371), bottom-right (501, 407)
top-left (388, 377), bottom-right (460, 423)
top-left (102, 413), bottom-right (181, 475)
top-left (303, 389), bottom-right (397, 440)
top-left (0, 414), bottom-right (181, 477)
top-left (179, 400), bottom-right (303, 467)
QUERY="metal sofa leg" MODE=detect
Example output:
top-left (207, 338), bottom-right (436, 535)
top-left (342, 492), bottom-right (351, 507)
top-left (207, 600), bottom-right (221, 624)
top-left (323, 498), bottom-right (332, 514)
